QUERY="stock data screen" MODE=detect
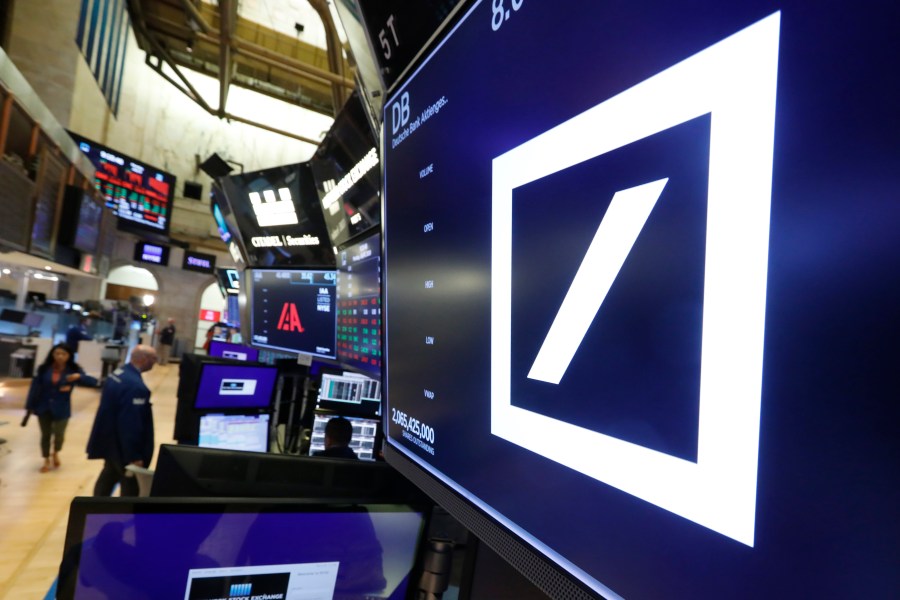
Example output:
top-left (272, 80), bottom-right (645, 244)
top-left (249, 268), bottom-right (337, 358)
top-left (381, 0), bottom-right (900, 598)
top-left (336, 233), bottom-right (382, 375)
top-left (69, 132), bottom-right (174, 234)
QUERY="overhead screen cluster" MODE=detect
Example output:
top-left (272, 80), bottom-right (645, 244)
top-left (210, 90), bottom-right (383, 379)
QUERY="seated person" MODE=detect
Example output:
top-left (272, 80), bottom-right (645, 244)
top-left (312, 417), bottom-right (358, 460)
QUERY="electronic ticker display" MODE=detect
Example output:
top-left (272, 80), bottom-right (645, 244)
top-left (133, 241), bottom-right (170, 266)
top-left (69, 132), bottom-right (175, 235)
top-left (336, 232), bottom-right (381, 375)
top-left (248, 268), bottom-right (337, 359)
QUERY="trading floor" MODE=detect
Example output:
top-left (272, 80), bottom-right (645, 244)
top-left (0, 363), bottom-right (179, 599)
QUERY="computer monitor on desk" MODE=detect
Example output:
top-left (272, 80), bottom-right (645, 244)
top-left (198, 413), bottom-right (270, 453)
top-left (57, 497), bottom-right (429, 600)
top-left (151, 444), bottom-right (428, 503)
top-left (309, 412), bottom-right (380, 461)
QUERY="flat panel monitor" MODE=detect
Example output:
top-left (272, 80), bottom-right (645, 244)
top-left (211, 183), bottom-right (249, 265)
top-left (352, 0), bottom-right (463, 90)
top-left (69, 132), bottom-right (175, 235)
top-left (309, 412), bottom-right (380, 461)
top-left (193, 363), bottom-right (278, 411)
top-left (45, 300), bottom-right (72, 310)
top-left (207, 340), bottom-right (259, 362)
top-left (150, 444), bottom-right (429, 502)
top-left (198, 413), bottom-right (270, 453)
top-left (182, 250), bottom-right (216, 274)
top-left (26, 291), bottom-right (47, 304)
top-left (381, 1), bottom-right (900, 599)
top-left (336, 232), bottom-right (382, 375)
top-left (310, 91), bottom-right (381, 250)
top-left (218, 162), bottom-right (334, 267)
top-left (30, 147), bottom-right (66, 258)
top-left (133, 241), bottom-right (170, 266)
top-left (73, 192), bottom-right (104, 254)
top-left (216, 267), bottom-right (240, 296)
top-left (58, 185), bottom-right (104, 255)
top-left (331, 0), bottom-right (386, 123)
top-left (0, 308), bottom-right (28, 324)
top-left (0, 156), bottom-right (36, 251)
top-left (23, 313), bottom-right (44, 328)
top-left (318, 372), bottom-right (381, 418)
top-left (57, 497), bottom-right (428, 600)
top-left (247, 268), bottom-right (337, 359)
top-left (210, 188), bottom-right (233, 243)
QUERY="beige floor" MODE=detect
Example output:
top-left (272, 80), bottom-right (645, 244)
top-left (0, 363), bottom-right (179, 599)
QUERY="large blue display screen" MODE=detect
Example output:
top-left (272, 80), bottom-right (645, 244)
top-left (382, 1), bottom-right (900, 598)
top-left (194, 363), bottom-right (278, 410)
top-left (58, 500), bottom-right (426, 600)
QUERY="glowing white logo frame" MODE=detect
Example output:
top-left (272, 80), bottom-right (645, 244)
top-left (491, 13), bottom-right (780, 546)
top-left (249, 187), bottom-right (298, 227)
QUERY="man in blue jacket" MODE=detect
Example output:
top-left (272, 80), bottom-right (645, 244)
top-left (86, 344), bottom-right (158, 496)
top-left (65, 317), bottom-right (92, 354)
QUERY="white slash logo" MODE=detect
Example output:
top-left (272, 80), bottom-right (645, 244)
top-left (527, 178), bottom-right (668, 384)
top-left (491, 13), bottom-right (781, 546)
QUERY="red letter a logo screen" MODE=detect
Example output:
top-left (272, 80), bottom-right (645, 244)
top-left (277, 303), bottom-right (305, 332)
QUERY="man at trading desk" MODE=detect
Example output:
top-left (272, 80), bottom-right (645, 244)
top-left (312, 417), bottom-right (358, 459)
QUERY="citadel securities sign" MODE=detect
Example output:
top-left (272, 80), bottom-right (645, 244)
top-left (250, 235), bottom-right (321, 248)
top-left (491, 13), bottom-right (780, 546)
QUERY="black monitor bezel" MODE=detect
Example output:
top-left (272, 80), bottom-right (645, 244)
top-left (58, 496), bottom-right (432, 600)
top-left (132, 240), bottom-right (170, 266)
top-left (244, 266), bottom-right (339, 359)
top-left (68, 131), bottom-right (176, 236)
top-left (192, 361), bottom-right (279, 411)
top-left (198, 412), bottom-right (272, 453)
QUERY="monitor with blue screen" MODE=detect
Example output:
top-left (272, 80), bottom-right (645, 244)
top-left (381, 1), bottom-right (900, 598)
top-left (57, 498), bottom-right (429, 600)
top-left (207, 340), bottom-right (259, 362)
top-left (193, 363), bottom-right (277, 411)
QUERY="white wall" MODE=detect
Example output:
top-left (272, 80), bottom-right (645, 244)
top-left (105, 265), bottom-right (159, 290)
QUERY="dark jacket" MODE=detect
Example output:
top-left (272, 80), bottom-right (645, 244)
top-left (65, 325), bottom-right (92, 352)
top-left (312, 446), bottom-right (359, 460)
top-left (159, 325), bottom-right (176, 346)
top-left (86, 363), bottom-right (154, 465)
top-left (25, 365), bottom-right (97, 420)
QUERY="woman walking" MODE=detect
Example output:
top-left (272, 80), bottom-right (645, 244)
top-left (25, 343), bottom-right (98, 472)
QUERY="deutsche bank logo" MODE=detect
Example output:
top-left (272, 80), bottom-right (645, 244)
top-left (491, 13), bottom-right (780, 546)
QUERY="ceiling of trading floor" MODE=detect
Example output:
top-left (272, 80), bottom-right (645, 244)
top-left (127, 0), bottom-right (356, 128)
